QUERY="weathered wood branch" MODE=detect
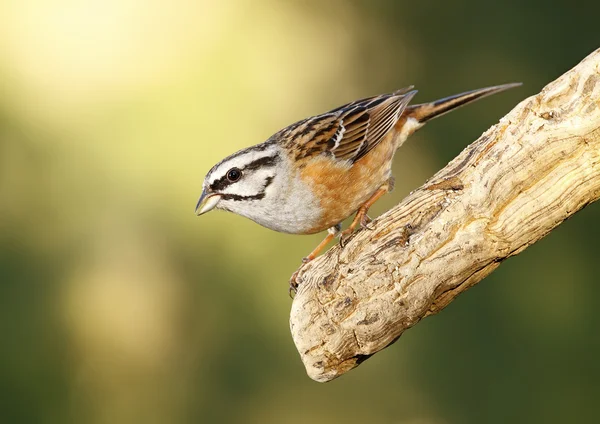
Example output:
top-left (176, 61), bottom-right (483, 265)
top-left (289, 48), bottom-right (600, 382)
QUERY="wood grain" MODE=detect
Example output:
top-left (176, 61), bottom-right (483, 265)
top-left (289, 47), bottom-right (600, 382)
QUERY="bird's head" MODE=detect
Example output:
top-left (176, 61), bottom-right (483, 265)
top-left (195, 142), bottom-right (281, 218)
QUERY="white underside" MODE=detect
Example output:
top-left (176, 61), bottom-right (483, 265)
top-left (395, 117), bottom-right (423, 149)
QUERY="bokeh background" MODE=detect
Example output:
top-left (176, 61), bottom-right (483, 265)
top-left (1, 1), bottom-right (599, 423)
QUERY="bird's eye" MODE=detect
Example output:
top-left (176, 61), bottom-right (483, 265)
top-left (226, 167), bottom-right (242, 182)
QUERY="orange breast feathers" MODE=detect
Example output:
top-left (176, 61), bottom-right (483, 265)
top-left (299, 131), bottom-right (397, 234)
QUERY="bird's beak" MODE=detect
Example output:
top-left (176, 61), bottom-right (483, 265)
top-left (195, 190), bottom-right (221, 215)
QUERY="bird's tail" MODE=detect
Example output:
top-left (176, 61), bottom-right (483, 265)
top-left (404, 82), bottom-right (521, 123)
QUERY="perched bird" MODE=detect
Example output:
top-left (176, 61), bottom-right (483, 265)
top-left (196, 83), bottom-right (520, 291)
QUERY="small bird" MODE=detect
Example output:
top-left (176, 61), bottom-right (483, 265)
top-left (196, 83), bottom-right (520, 291)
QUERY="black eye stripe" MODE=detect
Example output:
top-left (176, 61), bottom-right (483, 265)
top-left (243, 155), bottom-right (279, 171)
top-left (209, 174), bottom-right (231, 192)
top-left (220, 193), bottom-right (265, 201)
top-left (209, 154), bottom-right (279, 192)
top-left (220, 175), bottom-right (274, 202)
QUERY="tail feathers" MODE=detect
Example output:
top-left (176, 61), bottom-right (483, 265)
top-left (405, 82), bottom-right (521, 123)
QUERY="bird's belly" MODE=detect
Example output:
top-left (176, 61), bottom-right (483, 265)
top-left (300, 140), bottom-right (395, 234)
top-left (251, 204), bottom-right (323, 235)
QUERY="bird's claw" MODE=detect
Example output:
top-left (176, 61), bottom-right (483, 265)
top-left (360, 214), bottom-right (375, 230)
top-left (289, 270), bottom-right (300, 298)
top-left (339, 229), bottom-right (353, 248)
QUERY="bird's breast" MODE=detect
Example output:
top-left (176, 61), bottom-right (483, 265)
top-left (299, 133), bottom-right (397, 233)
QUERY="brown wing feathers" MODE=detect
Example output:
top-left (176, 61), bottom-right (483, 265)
top-left (281, 82), bottom-right (519, 165)
top-left (330, 107), bottom-right (368, 161)
top-left (345, 90), bottom-right (417, 162)
top-left (279, 87), bottom-right (417, 164)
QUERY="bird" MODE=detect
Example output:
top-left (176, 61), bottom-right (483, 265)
top-left (195, 82), bottom-right (520, 293)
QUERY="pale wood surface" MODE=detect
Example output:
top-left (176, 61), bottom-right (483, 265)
top-left (289, 48), bottom-right (600, 382)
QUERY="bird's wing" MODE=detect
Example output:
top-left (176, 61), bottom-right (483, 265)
top-left (277, 87), bottom-right (417, 164)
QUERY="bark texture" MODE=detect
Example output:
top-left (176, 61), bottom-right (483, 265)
top-left (289, 48), bottom-right (600, 382)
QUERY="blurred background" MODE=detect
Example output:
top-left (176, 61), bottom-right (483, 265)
top-left (1, 0), bottom-right (599, 423)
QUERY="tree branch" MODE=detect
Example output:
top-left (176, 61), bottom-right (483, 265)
top-left (289, 48), bottom-right (600, 382)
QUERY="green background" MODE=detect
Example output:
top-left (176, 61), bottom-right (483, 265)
top-left (1, 1), bottom-right (599, 423)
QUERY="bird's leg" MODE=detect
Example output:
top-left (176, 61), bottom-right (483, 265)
top-left (290, 178), bottom-right (392, 295)
top-left (339, 181), bottom-right (391, 247)
top-left (289, 224), bottom-right (341, 297)
top-left (303, 225), bottom-right (341, 263)
top-left (361, 214), bottom-right (374, 230)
